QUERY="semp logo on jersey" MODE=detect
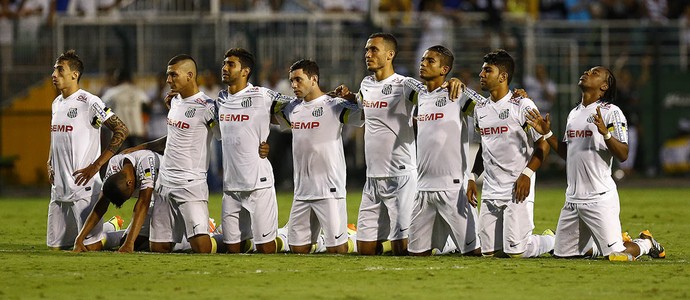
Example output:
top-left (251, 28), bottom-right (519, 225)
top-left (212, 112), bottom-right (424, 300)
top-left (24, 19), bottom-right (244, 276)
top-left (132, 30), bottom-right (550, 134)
top-left (241, 97), bottom-right (252, 108)
top-left (185, 107), bottom-right (196, 118)
top-left (499, 109), bottom-right (509, 120)
top-left (435, 97), bottom-right (447, 107)
top-left (312, 106), bottom-right (323, 117)
top-left (67, 108), bottom-right (78, 118)
top-left (382, 84), bottom-right (392, 95)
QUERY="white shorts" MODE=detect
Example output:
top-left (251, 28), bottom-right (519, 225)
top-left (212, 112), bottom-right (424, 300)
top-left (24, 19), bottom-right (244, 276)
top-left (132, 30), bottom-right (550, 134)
top-left (408, 190), bottom-right (480, 254)
top-left (356, 174), bottom-right (416, 242)
top-left (46, 195), bottom-right (103, 248)
top-left (149, 183), bottom-right (210, 243)
top-left (221, 187), bottom-right (278, 245)
top-left (288, 198), bottom-right (348, 248)
top-left (553, 190), bottom-right (626, 257)
top-left (479, 197), bottom-right (535, 255)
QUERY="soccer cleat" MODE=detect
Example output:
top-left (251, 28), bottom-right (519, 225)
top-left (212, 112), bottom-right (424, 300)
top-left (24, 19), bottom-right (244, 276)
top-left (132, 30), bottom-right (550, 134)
top-left (347, 223), bottom-right (357, 235)
top-left (608, 251), bottom-right (635, 262)
top-left (107, 215), bottom-right (124, 231)
top-left (622, 232), bottom-right (632, 243)
top-left (208, 218), bottom-right (217, 234)
top-left (541, 229), bottom-right (555, 236)
top-left (639, 230), bottom-right (666, 258)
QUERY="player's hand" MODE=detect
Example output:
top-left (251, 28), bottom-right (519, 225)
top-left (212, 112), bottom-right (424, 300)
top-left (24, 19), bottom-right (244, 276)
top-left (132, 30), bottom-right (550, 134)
top-left (73, 240), bottom-right (88, 253)
top-left (258, 141), bottom-right (269, 159)
top-left (164, 92), bottom-right (179, 110)
top-left (513, 88), bottom-right (529, 98)
top-left (513, 174), bottom-right (531, 203)
top-left (466, 179), bottom-right (479, 208)
top-left (332, 84), bottom-right (357, 103)
top-left (525, 109), bottom-right (551, 135)
top-left (118, 244), bottom-right (134, 253)
top-left (73, 163), bottom-right (99, 186)
top-left (593, 106), bottom-right (608, 136)
top-left (442, 77), bottom-right (465, 101)
top-left (47, 163), bottom-right (54, 185)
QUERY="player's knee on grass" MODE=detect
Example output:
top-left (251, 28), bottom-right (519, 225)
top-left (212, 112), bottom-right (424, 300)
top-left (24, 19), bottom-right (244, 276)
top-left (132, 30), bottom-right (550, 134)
top-left (290, 244), bottom-right (312, 254)
top-left (357, 240), bottom-right (378, 255)
top-left (85, 241), bottom-right (103, 252)
top-left (256, 240), bottom-right (277, 254)
top-left (325, 242), bottom-right (348, 254)
top-left (189, 234), bottom-right (212, 253)
top-left (390, 239), bottom-right (408, 256)
top-left (150, 242), bottom-right (173, 253)
top-left (410, 250), bottom-right (432, 256)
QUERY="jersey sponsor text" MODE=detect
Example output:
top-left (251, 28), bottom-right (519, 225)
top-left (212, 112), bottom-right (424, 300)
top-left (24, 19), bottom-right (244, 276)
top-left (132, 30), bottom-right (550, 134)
top-left (291, 121), bottom-right (320, 129)
top-left (479, 126), bottom-right (509, 135)
top-left (219, 114), bottom-right (250, 122)
top-left (362, 99), bottom-right (388, 108)
top-left (167, 118), bottom-right (190, 129)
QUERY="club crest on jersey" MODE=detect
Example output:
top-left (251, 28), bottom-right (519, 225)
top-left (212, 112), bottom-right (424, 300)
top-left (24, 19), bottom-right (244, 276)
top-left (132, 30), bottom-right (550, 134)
top-left (241, 97), bottom-right (252, 108)
top-left (312, 106), bottom-right (323, 117)
top-left (382, 84), bottom-right (392, 95)
top-left (587, 115), bottom-right (595, 123)
top-left (185, 107), bottom-right (196, 118)
top-left (435, 97), bottom-right (447, 107)
top-left (67, 108), bottom-right (78, 118)
top-left (499, 109), bottom-right (509, 119)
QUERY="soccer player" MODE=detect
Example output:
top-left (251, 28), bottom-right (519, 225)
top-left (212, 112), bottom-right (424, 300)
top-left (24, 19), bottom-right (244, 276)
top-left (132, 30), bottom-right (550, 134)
top-left (125, 54), bottom-right (219, 253)
top-left (525, 66), bottom-right (665, 261)
top-left (216, 48), bottom-right (293, 254)
top-left (273, 59), bottom-right (363, 254)
top-left (466, 49), bottom-right (555, 258)
top-left (406, 45), bottom-right (482, 256)
top-left (346, 33), bottom-right (419, 256)
top-left (47, 49), bottom-right (129, 250)
top-left (73, 150), bottom-right (161, 253)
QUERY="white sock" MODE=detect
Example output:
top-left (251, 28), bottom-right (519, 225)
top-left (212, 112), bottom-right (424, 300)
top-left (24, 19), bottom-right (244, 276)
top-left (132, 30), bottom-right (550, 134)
top-left (173, 238), bottom-right (192, 252)
top-left (102, 221), bottom-right (116, 233)
top-left (521, 234), bottom-right (555, 258)
top-left (312, 234), bottom-right (326, 253)
top-left (102, 230), bottom-right (125, 250)
top-left (633, 238), bottom-right (651, 258)
top-left (590, 243), bottom-right (601, 258)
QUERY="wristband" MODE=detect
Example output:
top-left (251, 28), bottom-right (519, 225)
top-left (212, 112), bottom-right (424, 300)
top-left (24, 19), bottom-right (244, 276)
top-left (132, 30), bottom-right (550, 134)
top-left (468, 173), bottom-right (475, 181)
top-left (604, 132), bottom-right (612, 140)
top-left (542, 131), bottom-right (553, 140)
top-left (521, 167), bottom-right (534, 178)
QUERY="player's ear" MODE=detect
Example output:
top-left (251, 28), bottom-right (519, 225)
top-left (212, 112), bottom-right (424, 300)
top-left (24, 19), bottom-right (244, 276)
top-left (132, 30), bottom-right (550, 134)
top-left (387, 50), bottom-right (395, 61)
top-left (242, 67), bottom-right (250, 78)
top-left (441, 65), bottom-right (450, 76)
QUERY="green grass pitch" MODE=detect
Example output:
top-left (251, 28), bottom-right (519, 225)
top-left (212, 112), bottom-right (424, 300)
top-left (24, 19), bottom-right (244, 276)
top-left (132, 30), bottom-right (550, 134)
top-left (0, 187), bottom-right (688, 299)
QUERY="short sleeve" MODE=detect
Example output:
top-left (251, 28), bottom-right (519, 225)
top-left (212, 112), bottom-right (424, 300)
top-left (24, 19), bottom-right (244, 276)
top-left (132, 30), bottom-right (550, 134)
top-left (88, 96), bottom-right (114, 129)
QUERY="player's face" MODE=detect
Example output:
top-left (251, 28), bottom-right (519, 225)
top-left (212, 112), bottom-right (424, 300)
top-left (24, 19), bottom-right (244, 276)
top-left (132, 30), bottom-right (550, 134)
top-left (166, 63), bottom-right (191, 93)
top-left (479, 63), bottom-right (503, 91)
top-left (289, 69), bottom-right (315, 99)
top-left (578, 66), bottom-right (608, 90)
top-left (221, 56), bottom-right (245, 86)
top-left (419, 50), bottom-right (447, 81)
top-left (365, 37), bottom-right (392, 72)
top-left (51, 60), bottom-right (77, 90)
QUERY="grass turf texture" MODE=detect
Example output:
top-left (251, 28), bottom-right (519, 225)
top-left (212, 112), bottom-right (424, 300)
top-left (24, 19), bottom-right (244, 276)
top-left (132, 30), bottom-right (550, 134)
top-left (0, 187), bottom-right (688, 299)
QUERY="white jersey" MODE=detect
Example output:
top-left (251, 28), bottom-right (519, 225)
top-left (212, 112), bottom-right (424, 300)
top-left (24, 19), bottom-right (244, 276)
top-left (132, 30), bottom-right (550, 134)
top-left (50, 89), bottom-right (113, 202)
top-left (105, 150), bottom-right (161, 196)
top-left (413, 82), bottom-right (476, 191)
top-left (358, 73), bottom-right (417, 177)
top-left (473, 91), bottom-right (542, 199)
top-left (564, 100), bottom-right (628, 202)
top-left (216, 83), bottom-right (293, 191)
top-left (158, 91), bottom-right (218, 190)
top-left (275, 94), bottom-right (363, 200)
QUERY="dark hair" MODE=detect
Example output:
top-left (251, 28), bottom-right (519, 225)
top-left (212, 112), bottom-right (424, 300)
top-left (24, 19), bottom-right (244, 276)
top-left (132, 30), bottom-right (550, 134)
top-left (56, 49), bottom-right (85, 82)
top-left (224, 48), bottom-right (255, 78)
top-left (369, 32), bottom-right (398, 60)
top-left (289, 59), bottom-right (320, 82)
top-left (168, 54), bottom-right (197, 70)
top-left (116, 68), bottom-right (132, 83)
top-left (483, 49), bottom-right (515, 84)
top-left (427, 45), bottom-right (454, 75)
top-left (102, 171), bottom-right (130, 208)
top-left (602, 67), bottom-right (617, 101)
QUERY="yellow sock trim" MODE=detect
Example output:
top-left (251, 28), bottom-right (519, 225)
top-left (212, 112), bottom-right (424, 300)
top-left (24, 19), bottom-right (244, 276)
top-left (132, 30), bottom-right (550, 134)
top-left (242, 240), bottom-right (253, 253)
top-left (347, 239), bottom-right (355, 253)
top-left (381, 240), bottom-right (392, 254)
top-left (275, 237), bottom-right (284, 253)
top-left (210, 236), bottom-right (217, 253)
top-left (101, 237), bottom-right (107, 247)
